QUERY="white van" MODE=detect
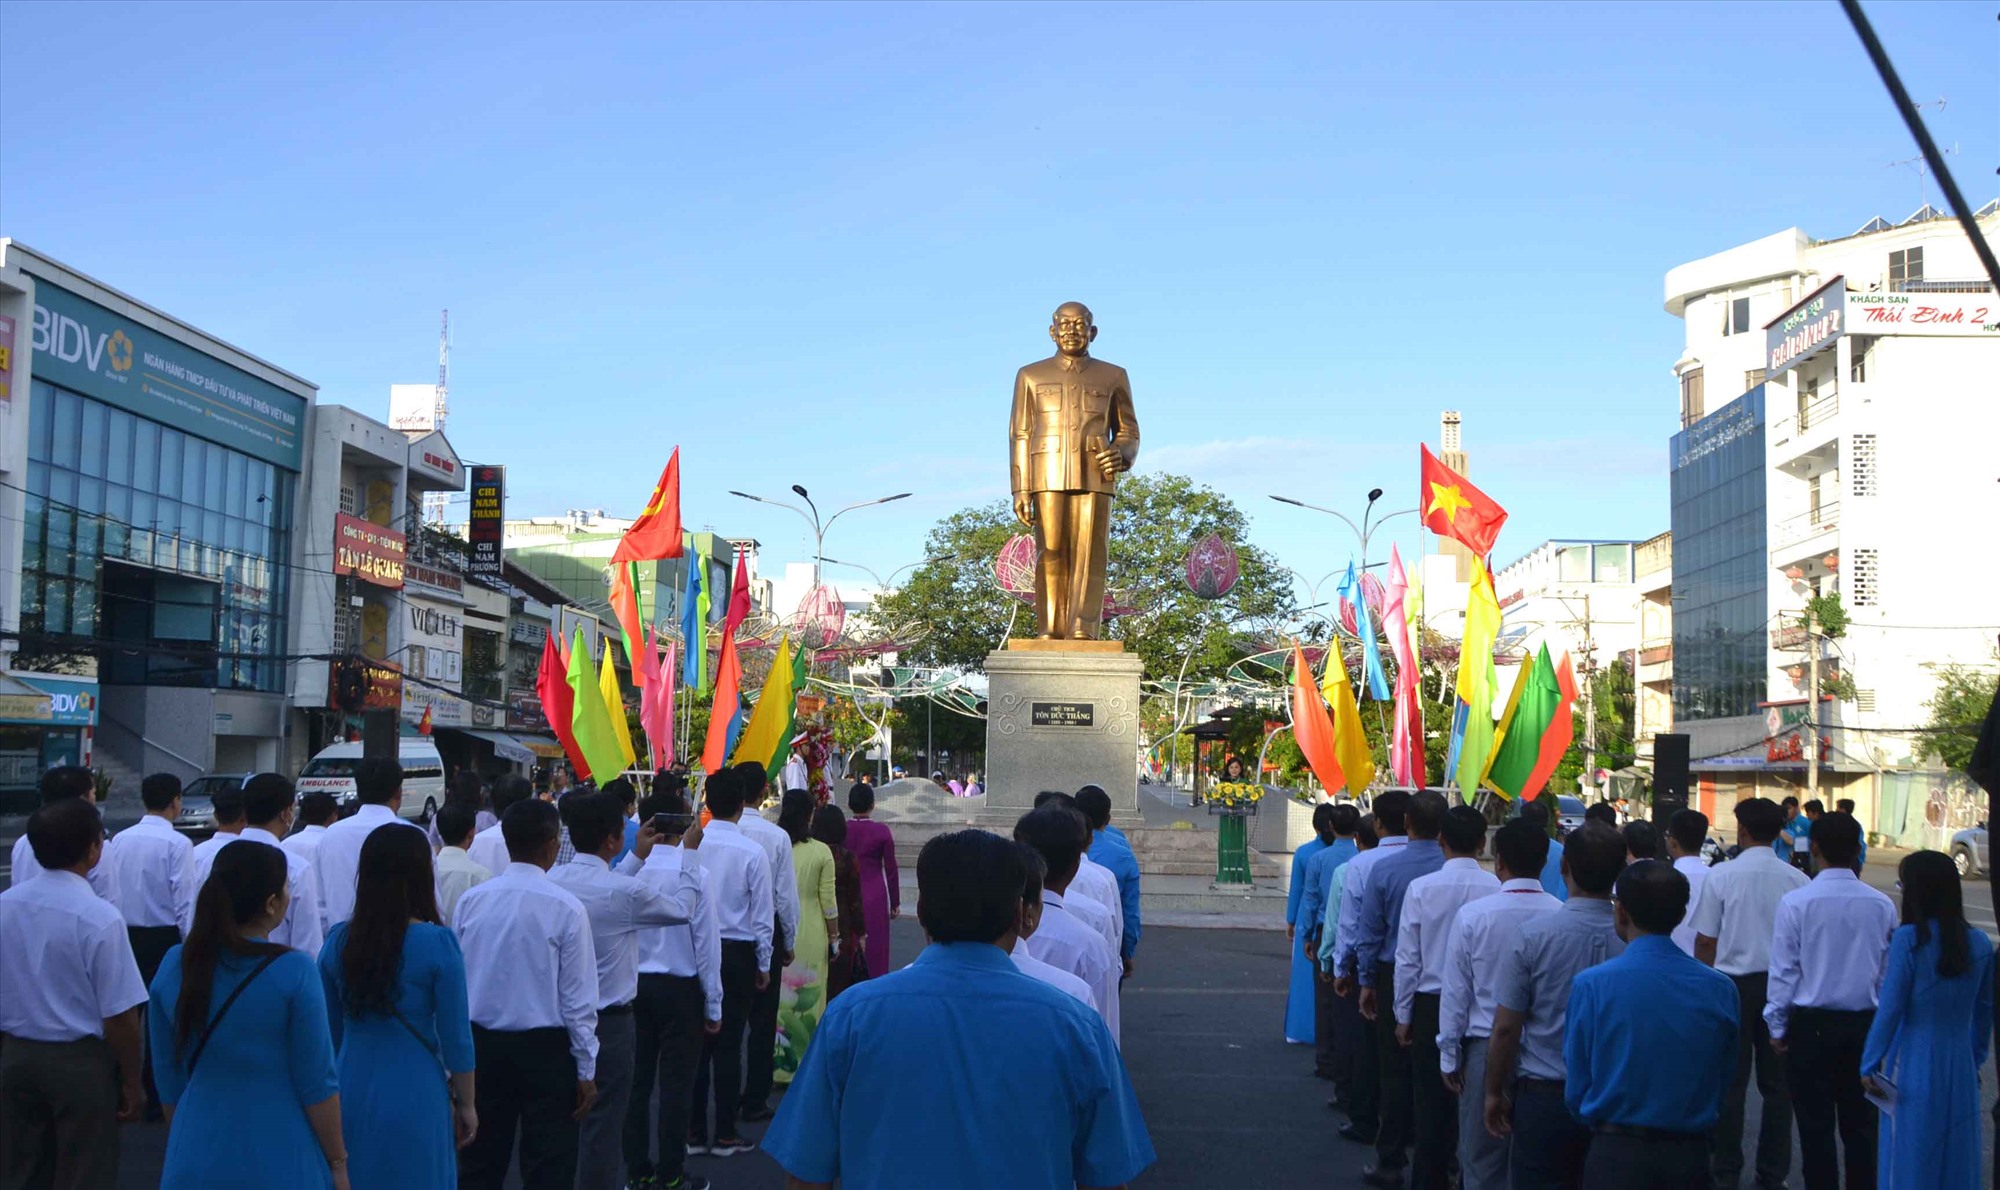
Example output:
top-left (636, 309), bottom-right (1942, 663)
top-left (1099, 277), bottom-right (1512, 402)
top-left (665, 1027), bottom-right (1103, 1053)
top-left (297, 739), bottom-right (449, 821)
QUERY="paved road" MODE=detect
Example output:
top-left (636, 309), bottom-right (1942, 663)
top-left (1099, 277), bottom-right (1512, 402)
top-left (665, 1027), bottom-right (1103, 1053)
top-left (86, 910), bottom-right (2000, 1189)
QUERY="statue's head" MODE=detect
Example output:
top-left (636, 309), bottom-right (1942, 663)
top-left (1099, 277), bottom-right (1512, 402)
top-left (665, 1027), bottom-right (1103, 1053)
top-left (1048, 302), bottom-right (1096, 357)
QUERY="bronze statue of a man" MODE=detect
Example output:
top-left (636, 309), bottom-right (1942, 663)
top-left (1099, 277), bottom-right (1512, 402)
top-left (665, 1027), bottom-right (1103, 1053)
top-left (1008, 302), bottom-right (1140, 639)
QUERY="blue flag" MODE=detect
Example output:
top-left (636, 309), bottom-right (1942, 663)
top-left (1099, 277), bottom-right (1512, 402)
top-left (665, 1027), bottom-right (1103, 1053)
top-left (1339, 561), bottom-right (1392, 701)
top-left (679, 555), bottom-right (704, 689)
top-left (1444, 699), bottom-right (1470, 785)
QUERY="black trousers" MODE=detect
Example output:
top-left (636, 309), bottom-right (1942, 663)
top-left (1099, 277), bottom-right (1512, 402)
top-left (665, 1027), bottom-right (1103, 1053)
top-left (1374, 962), bottom-right (1414, 1168)
top-left (690, 940), bottom-right (760, 1142)
top-left (1510, 1077), bottom-right (1589, 1190)
top-left (1345, 973), bottom-right (1381, 1132)
top-left (1785, 1006), bottom-right (1876, 1190)
top-left (1581, 1130), bottom-right (1710, 1190)
top-left (460, 1025), bottom-right (578, 1190)
top-left (740, 917), bottom-right (785, 1110)
top-left (1313, 943), bottom-right (1339, 1075)
top-left (127, 925), bottom-right (179, 1112)
top-left (1409, 991), bottom-right (1457, 1190)
top-left (1714, 971), bottom-right (1792, 1189)
top-left (1330, 966), bottom-right (1368, 1110)
top-left (0, 1034), bottom-right (118, 1190)
top-left (624, 974), bottom-right (706, 1184)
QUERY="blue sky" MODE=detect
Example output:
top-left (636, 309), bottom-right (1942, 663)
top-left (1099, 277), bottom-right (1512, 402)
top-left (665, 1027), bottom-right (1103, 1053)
top-left (2, 1), bottom-right (1992, 593)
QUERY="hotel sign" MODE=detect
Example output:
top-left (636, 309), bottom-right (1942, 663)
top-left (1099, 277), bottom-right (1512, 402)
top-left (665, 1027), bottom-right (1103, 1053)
top-left (1765, 277), bottom-right (1845, 378)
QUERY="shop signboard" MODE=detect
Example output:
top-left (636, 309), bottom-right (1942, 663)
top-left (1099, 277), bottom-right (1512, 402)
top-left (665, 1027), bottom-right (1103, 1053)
top-left (334, 514), bottom-right (406, 589)
top-left (328, 659), bottom-right (402, 712)
top-left (1765, 277), bottom-right (1845, 378)
top-left (1846, 289), bottom-right (2000, 335)
top-left (468, 466), bottom-right (505, 578)
top-left (0, 312), bottom-right (15, 402)
top-left (506, 690), bottom-right (549, 734)
top-left (28, 281), bottom-right (306, 470)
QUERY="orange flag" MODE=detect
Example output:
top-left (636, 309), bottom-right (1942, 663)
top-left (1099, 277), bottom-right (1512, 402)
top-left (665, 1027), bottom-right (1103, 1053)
top-left (1289, 643), bottom-right (1346, 796)
top-left (1521, 651), bottom-right (1579, 801)
top-left (700, 625), bottom-right (743, 774)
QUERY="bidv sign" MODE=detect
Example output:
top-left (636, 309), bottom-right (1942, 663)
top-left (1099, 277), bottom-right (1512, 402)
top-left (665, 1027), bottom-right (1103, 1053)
top-left (1766, 277), bottom-right (1845, 378)
top-left (31, 304), bottom-right (135, 383)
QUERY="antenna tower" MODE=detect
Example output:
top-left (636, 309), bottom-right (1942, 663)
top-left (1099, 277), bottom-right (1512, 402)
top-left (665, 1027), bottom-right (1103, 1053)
top-left (422, 310), bottom-right (452, 526)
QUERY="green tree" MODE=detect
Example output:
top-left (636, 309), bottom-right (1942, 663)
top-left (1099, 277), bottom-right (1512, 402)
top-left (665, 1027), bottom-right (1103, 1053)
top-left (871, 473), bottom-right (1296, 682)
top-left (1553, 656), bottom-right (1635, 792)
top-left (1922, 657), bottom-right (1997, 772)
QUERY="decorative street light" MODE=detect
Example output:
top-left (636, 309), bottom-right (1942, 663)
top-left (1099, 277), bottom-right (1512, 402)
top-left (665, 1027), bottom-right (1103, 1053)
top-left (1268, 488), bottom-right (1420, 579)
top-left (727, 488), bottom-right (911, 584)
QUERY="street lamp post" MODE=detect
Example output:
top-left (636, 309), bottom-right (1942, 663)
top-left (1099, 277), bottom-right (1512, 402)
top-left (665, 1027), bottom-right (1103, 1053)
top-left (1268, 488), bottom-right (1420, 580)
top-left (727, 487), bottom-right (912, 585)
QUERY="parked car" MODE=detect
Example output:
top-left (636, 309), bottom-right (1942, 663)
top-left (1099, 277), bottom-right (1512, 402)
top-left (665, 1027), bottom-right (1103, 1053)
top-left (297, 739), bottom-right (447, 820)
top-left (1950, 822), bottom-right (1988, 878)
top-left (173, 773), bottom-right (251, 840)
top-left (1556, 795), bottom-right (1587, 838)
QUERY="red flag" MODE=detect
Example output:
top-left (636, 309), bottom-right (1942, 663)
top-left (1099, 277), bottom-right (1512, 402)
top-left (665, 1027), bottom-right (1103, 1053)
top-left (416, 704), bottom-right (433, 736)
top-left (1521, 651), bottom-right (1579, 801)
top-left (611, 450), bottom-right (685, 565)
top-left (536, 630), bottom-right (590, 781)
top-left (1420, 444), bottom-right (1508, 558)
top-left (724, 550), bottom-right (752, 635)
top-left (1289, 644), bottom-right (1346, 795)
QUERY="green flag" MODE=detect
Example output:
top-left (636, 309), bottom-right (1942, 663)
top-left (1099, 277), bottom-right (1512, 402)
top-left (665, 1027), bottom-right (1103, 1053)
top-left (567, 627), bottom-right (627, 784)
top-left (1484, 644), bottom-right (1562, 799)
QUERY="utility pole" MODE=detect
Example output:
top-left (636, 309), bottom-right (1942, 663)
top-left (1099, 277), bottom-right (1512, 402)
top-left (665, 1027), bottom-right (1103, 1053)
top-left (1580, 592), bottom-right (1598, 798)
top-left (1805, 603), bottom-right (1820, 798)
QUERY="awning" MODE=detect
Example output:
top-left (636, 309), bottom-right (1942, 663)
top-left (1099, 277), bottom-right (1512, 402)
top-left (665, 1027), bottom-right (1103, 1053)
top-left (511, 735), bottom-right (567, 760)
top-left (462, 730), bottom-right (535, 765)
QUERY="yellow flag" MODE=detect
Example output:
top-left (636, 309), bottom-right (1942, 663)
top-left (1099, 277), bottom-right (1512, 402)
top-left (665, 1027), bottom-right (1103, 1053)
top-left (599, 643), bottom-right (638, 769)
top-left (1320, 647), bottom-right (1376, 795)
top-left (730, 639), bottom-right (798, 772)
top-left (1455, 560), bottom-right (1503, 800)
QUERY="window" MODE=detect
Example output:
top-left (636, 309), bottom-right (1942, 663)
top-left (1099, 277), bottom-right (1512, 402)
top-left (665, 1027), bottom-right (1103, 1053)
top-left (1744, 368), bottom-right (1766, 393)
top-left (1558, 546), bottom-right (1591, 582)
top-left (1849, 335), bottom-right (1876, 383)
top-left (1854, 689), bottom-right (1877, 714)
top-left (1723, 296), bottom-right (1752, 336)
top-left (340, 485), bottom-right (358, 516)
top-left (1889, 247), bottom-right (1923, 291)
top-left (1849, 547), bottom-right (1879, 607)
top-left (1850, 434), bottom-right (1877, 497)
top-left (1680, 367), bottom-right (1705, 427)
top-left (1592, 543), bottom-right (1632, 584)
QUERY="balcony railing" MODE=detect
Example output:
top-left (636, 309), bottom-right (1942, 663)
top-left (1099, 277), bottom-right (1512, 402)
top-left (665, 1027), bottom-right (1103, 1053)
top-left (1772, 501), bottom-right (1839, 551)
top-left (1798, 391), bottom-right (1838, 433)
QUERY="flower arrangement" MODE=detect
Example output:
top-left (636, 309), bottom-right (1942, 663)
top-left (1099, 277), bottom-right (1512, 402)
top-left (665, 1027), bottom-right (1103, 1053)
top-left (795, 723), bottom-right (835, 805)
top-left (1209, 781), bottom-right (1265, 812)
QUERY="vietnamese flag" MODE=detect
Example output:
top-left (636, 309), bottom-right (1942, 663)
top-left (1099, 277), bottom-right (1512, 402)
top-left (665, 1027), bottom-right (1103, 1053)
top-left (536, 630), bottom-right (589, 781)
top-left (1289, 644), bottom-right (1346, 797)
top-left (1420, 444), bottom-right (1508, 558)
top-left (612, 449), bottom-right (685, 566)
top-left (1521, 651), bottom-right (1580, 802)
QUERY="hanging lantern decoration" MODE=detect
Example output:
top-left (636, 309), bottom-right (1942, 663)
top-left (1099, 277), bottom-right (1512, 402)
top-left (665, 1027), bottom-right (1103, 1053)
top-left (1338, 572), bottom-right (1389, 637)
top-left (797, 584), bottom-right (847, 650)
top-left (994, 534), bottom-right (1038, 604)
top-left (1822, 553), bottom-right (1839, 571)
top-left (1784, 565), bottom-right (1806, 581)
top-left (1184, 533), bottom-right (1240, 600)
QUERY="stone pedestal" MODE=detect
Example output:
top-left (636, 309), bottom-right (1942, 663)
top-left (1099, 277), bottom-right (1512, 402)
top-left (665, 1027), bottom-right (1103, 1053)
top-left (980, 642), bottom-right (1146, 831)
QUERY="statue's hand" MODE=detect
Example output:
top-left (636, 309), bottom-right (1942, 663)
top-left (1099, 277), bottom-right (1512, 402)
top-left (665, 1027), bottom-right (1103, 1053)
top-left (1093, 446), bottom-right (1129, 480)
top-left (1013, 493), bottom-right (1034, 527)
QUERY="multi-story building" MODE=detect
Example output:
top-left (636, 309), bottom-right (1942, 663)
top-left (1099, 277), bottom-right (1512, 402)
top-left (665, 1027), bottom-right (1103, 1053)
top-left (1632, 532), bottom-right (1673, 767)
top-left (1663, 203), bottom-right (2000, 842)
top-left (0, 242), bottom-right (316, 807)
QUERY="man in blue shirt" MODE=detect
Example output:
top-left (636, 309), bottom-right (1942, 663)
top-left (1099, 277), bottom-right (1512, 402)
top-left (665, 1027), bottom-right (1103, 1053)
top-left (1518, 800), bottom-right (1568, 901)
top-left (1355, 790), bottom-right (1448, 1187)
top-left (1076, 785), bottom-right (1142, 974)
top-left (1566, 859), bottom-right (1738, 1190)
top-left (761, 829), bottom-right (1154, 1190)
top-left (1776, 797), bottom-right (1813, 869)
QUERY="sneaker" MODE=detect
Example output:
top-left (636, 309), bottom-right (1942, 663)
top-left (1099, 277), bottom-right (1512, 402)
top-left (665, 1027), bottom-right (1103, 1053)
top-left (684, 1137), bottom-right (709, 1157)
top-left (662, 1178), bottom-right (711, 1190)
top-left (738, 1103), bottom-right (775, 1123)
top-left (709, 1137), bottom-right (756, 1157)
top-left (626, 1178), bottom-right (658, 1190)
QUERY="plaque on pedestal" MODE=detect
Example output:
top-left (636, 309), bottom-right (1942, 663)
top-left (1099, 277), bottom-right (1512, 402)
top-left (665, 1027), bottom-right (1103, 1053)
top-left (981, 643), bottom-right (1145, 831)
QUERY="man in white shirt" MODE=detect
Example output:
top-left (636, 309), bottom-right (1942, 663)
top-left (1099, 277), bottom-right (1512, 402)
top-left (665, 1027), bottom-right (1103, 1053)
top-left (1764, 811), bottom-right (1896, 1190)
top-left (102, 774), bottom-right (192, 987)
top-left (1690, 796), bottom-right (1811, 1190)
top-left (731, 761), bottom-right (799, 1124)
top-left (453, 798), bottom-right (601, 1190)
top-left (1331, 790), bottom-right (1412, 1146)
top-left (1392, 804), bottom-right (1498, 1190)
top-left (177, 786), bottom-right (246, 936)
top-left (548, 789), bottom-right (704, 1190)
top-left (280, 791), bottom-right (339, 923)
top-left (469, 774), bottom-right (535, 877)
top-left (223, 774), bottom-right (323, 956)
top-left (688, 767), bottom-right (774, 1156)
top-left (7, 767), bottom-right (115, 899)
top-left (1014, 804), bottom-right (1121, 1044)
top-left (0, 799), bottom-right (149, 1188)
top-left (1665, 809), bottom-right (1711, 957)
top-left (314, 758), bottom-right (424, 926)
top-left (1436, 821), bottom-right (1559, 1190)
top-left (1011, 846), bottom-right (1099, 1012)
top-left (433, 803), bottom-right (493, 925)
top-left (626, 783), bottom-right (723, 1190)
top-left (1035, 791), bottom-right (1125, 963)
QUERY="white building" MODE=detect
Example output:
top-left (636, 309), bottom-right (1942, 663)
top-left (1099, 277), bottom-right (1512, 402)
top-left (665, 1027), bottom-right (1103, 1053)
top-left (1663, 203), bottom-right (2000, 843)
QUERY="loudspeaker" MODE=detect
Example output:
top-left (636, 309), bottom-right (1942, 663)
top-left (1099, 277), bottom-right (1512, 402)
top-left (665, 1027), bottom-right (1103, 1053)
top-left (1653, 733), bottom-right (1691, 825)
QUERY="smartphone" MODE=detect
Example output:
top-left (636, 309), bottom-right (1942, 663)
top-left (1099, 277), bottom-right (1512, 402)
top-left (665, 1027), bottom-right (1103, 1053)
top-left (650, 812), bottom-right (695, 835)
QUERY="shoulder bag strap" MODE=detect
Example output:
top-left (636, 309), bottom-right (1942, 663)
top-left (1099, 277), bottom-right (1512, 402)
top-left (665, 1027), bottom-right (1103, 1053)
top-left (187, 951), bottom-right (284, 1076)
top-left (388, 1007), bottom-right (452, 1084)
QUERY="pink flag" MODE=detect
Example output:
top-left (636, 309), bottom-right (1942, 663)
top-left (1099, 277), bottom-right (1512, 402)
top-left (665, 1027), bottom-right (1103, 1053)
top-left (1383, 546), bottom-right (1427, 788)
top-left (637, 625), bottom-right (676, 771)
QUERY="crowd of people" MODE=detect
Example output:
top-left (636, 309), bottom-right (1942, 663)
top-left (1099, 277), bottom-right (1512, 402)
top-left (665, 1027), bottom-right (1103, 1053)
top-left (1287, 788), bottom-right (1994, 1190)
top-left (0, 760), bottom-right (1153, 1190)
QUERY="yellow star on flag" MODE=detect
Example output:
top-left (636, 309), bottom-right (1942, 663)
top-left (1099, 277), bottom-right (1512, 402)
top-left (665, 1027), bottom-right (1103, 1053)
top-left (1428, 480), bottom-right (1473, 523)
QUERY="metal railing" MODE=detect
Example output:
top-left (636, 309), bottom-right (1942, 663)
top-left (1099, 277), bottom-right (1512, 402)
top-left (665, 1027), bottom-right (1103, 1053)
top-left (96, 714), bottom-right (204, 780)
top-left (1797, 391), bottom-right (1839, 433)
top-left (1772, 501), bottom-right (1840, 551)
